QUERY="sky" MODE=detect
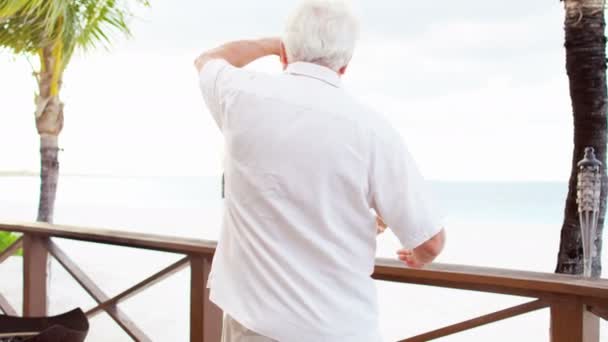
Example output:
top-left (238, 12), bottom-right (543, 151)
top-left (0, 0), bottom-right (574, 181)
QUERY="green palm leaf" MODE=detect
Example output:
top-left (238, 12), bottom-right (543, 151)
top-left (0, 231), bottom-right (21, 256)
top-left (0, 0), bottom-right (149, 69)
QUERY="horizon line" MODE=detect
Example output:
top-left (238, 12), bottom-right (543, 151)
top-left (0, 170), bottom-right (569, 183)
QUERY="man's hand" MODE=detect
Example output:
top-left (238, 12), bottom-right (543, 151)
top-left (376, 215), bottom-right (387, 235)
top-left (195, 37), bottom-right (282, 72)
top-left (396, 249), bottom-right (426, 268)
top-left (396, 228), bottom-right (445, 268)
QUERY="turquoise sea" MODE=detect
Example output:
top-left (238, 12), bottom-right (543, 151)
top-left (0, 176), bottom-right (569, 228)
top-left (0, 176), bottom-right (605, 341)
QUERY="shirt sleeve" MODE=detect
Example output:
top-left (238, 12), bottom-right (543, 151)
top-left (198, 59), bottom-right (246, 131)
top-left (369, 131), bottom-right (444, 250)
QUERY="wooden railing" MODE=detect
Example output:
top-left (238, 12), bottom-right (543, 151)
top-left (1, 221), bottom-right (607, 342)
top-left (0, 221), bottom-right (220, 342)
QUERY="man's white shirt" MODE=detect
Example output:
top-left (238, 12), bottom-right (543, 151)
top-left (199, 59), bottom-right (442, 342)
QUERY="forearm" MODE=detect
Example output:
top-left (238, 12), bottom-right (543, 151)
top-left (195, 38), bottom-right (280, 71)
top-left (398, 228), bottom-right (445, 268)
top-left (413, 228), bottom-right (445, 264)
top-left (412, 244), bottom-right (439, 264)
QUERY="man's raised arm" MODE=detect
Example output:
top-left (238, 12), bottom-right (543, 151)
top-left (194, 38), bottom-right (281, 72)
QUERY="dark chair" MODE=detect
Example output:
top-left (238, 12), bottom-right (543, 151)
top-left (0, 308), bottom-right (88, 342)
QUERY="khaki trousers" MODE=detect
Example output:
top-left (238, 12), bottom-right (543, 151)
top-left (221, 315), bottom-right (277, 342)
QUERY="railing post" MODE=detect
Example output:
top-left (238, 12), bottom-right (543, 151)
top-left (22, 234), bottom-right (49, 317)
top-left (550, 298), bottom-right (599, 342)
top-left (190, 255), bottom-right (222, 342)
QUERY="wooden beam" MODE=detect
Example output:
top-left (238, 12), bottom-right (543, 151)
top-left (22, 234), bottom-right (48, 317)
top-left (5, 222), bottom-right (608, 303)
top-left (400, 300), bottom-right (547, 341)
top-left (0, 221), bottom-right (216, 255)
top-left (373, 258), bottom-right (608, 303)
top-left (0, 293), bottom-right (17, 316)
top-left (588, 305), bottom-right (608, 321)
top-left (551, 299), bottom-right (599, 342)
top-left (47, 240), bottom-right (151, 342)
top-left (0, 236), bottom-right (23, 264)
top-left (190, 255), bottom-right (222, 342)
top-left (86, 256), bottom-right (189, 317)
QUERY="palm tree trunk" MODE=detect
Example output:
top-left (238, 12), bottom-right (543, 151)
top-left (35, 46), bottom-right (64, 224)
top-left (556, 0), bottom-right (608, 277)
top-left (37, 135), bottom-right (59, 223)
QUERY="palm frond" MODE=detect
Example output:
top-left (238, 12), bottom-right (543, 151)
top-left (0, 0), bottom-right (70, 54)
top-left (0, 0), bottom-right (37, 18)
top-left (0, 0), bottom-right (149, 69)
top-left (75, 0), bottom-right (149, 51)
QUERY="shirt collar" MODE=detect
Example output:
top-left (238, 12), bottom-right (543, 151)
top-left (285, 62), bottom-right (342, 88)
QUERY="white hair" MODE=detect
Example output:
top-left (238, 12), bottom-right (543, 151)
top-left (283, 0), bottom-right (360, 71)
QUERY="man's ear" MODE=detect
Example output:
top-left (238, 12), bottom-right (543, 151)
top-left (338, 65), bottom-right (348, 76)
top-left (280, 42), bottom-right (288, 70)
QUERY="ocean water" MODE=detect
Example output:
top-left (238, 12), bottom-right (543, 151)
top-left (0, 175), bottom-right (605, 341)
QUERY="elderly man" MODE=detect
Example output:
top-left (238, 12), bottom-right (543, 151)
top-left (195, 0), bottom-right (445, 341)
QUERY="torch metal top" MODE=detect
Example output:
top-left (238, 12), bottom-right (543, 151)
top-left (578, 147), bottom-right (602, 169)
